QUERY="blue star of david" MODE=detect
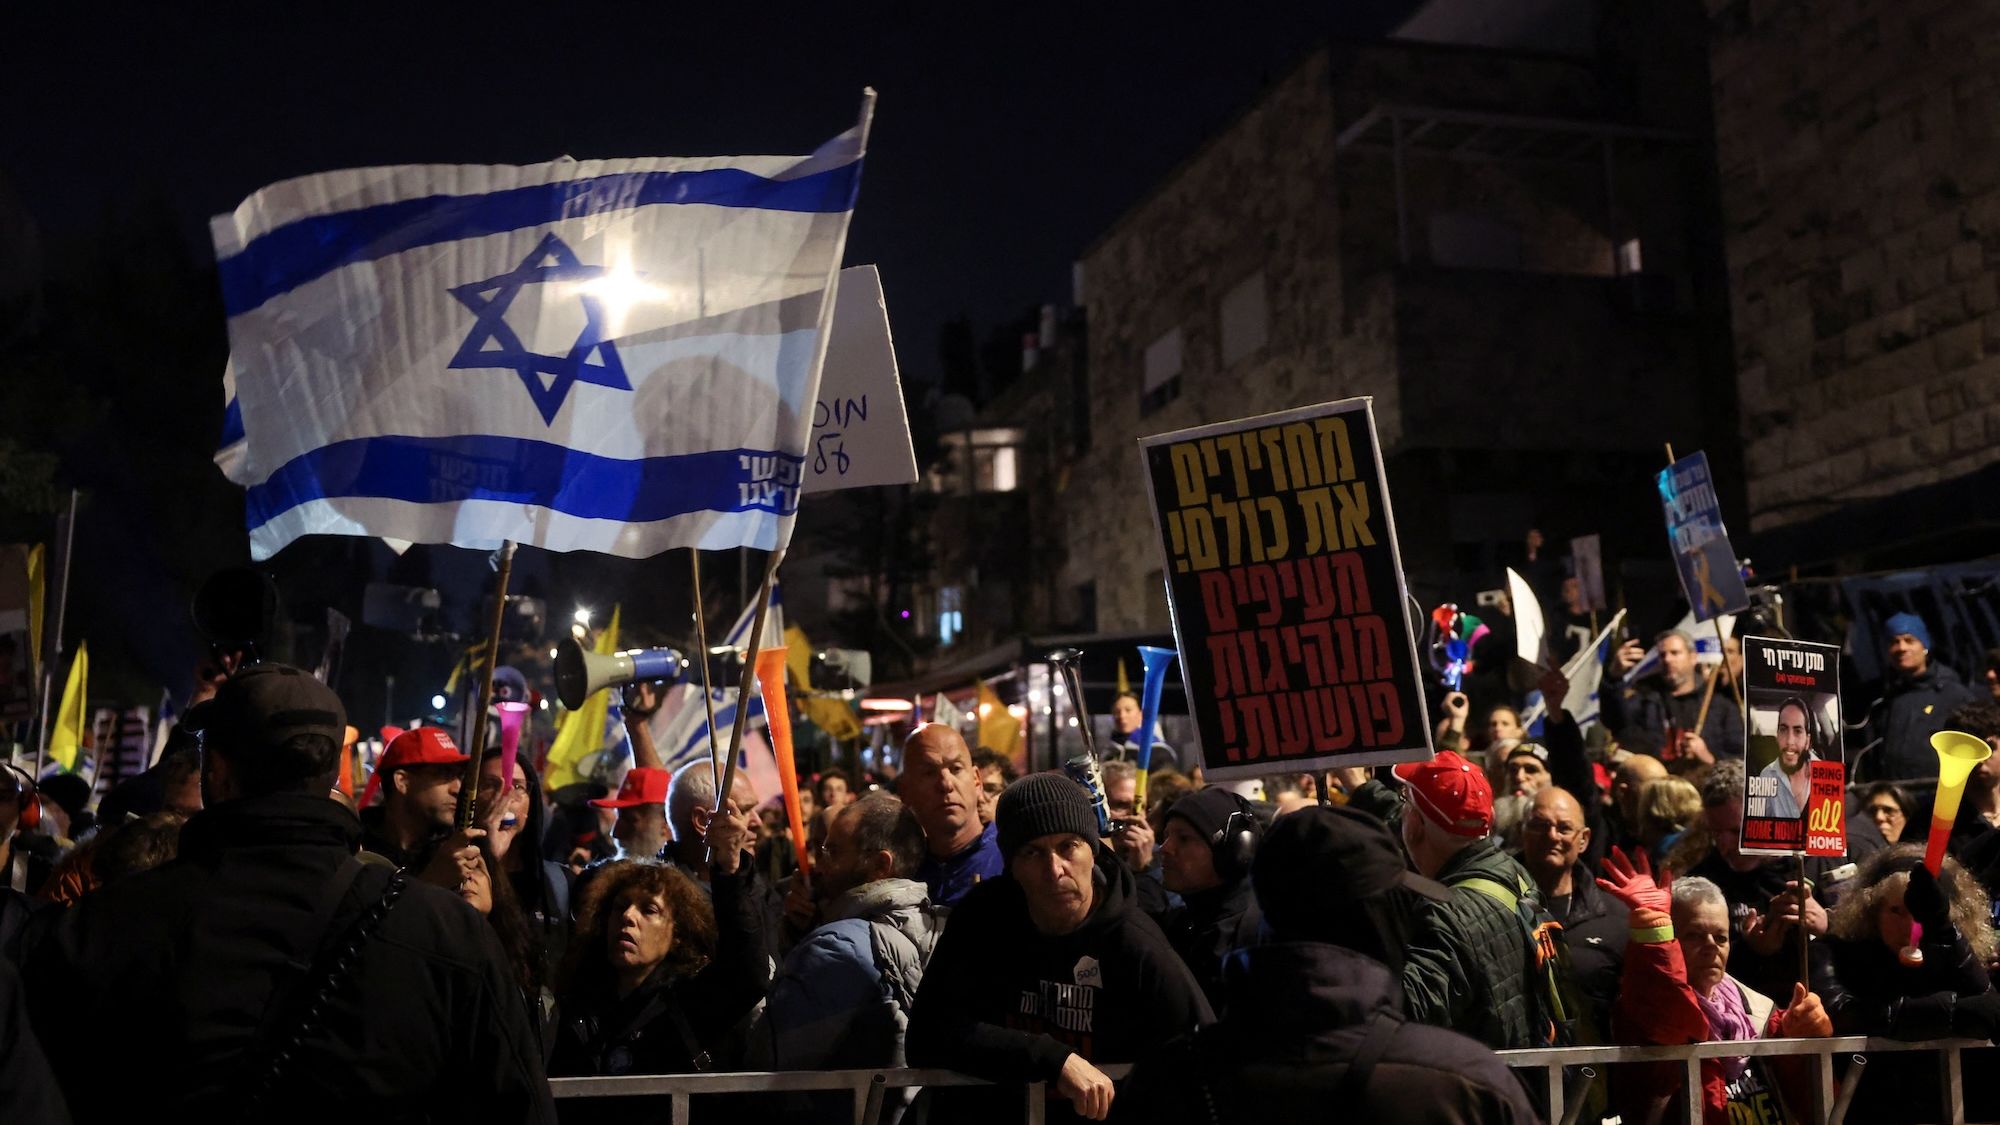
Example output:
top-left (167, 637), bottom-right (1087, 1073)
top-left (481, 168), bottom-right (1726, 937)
top-left (447, 232), bottom-right (633, 424)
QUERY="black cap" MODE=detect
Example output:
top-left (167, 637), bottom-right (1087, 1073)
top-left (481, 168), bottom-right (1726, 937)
top-left (1164, 787), bottom-right (1258, 843)
top-left (997, 773), bottom-right (1100, 861)
top-left (1253, 805), bottom-right (1448, 939)
top-left (183, 664), bottom-right (346, 756)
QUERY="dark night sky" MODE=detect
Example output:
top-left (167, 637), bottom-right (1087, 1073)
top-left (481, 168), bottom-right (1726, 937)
top-left (2, 3), bottom-right (1439, 708)
top-left (4, 3), bottom-right (1423, 387)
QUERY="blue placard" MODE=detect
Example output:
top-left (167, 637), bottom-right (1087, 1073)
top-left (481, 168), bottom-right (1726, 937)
top-left (1657, 452), bottom-right (1750, 622)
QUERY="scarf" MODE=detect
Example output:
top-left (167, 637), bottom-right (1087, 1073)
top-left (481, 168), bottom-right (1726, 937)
top-left (1697, 975), bottom-right (1758, 1080)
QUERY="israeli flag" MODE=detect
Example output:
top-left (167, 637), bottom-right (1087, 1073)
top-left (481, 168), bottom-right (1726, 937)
top-left (650, 583), bottom-right (785, 771)
top-left (213, 95), bottom-right (874, 561)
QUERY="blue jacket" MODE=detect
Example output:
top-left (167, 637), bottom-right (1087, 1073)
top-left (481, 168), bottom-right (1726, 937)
top-left (918, 820), bottom-right (1004, 907)
top-left (755, 877), bottom-right (943, 1071)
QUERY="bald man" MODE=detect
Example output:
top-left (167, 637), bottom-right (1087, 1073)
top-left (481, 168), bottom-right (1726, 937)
top-left (1512, 787), bottom-right (1627, 1034)
top-left (901, 724), bottom-right (1004, 906)
top-left (1608, 754), bottom-right (1668, 857)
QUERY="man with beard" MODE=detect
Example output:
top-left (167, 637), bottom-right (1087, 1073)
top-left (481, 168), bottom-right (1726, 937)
top-left (1606, 630), bottom-right (1743, 763)
top-left (909, 774), bottom-right (1210, 1123)
top-left (1756, 698), bottom-right (1816, 821)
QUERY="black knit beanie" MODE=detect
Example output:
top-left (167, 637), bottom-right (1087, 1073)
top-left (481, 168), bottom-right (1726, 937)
top-left (997, 772), bottom-right (1101, 861)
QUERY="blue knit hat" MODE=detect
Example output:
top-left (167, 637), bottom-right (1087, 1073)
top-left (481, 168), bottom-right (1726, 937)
top-left (1885, 612), bottom-right (1932, 651)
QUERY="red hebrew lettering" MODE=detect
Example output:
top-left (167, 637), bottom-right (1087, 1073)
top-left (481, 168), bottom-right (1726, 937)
top-left (1199, 571), bottom-right (1237, 632)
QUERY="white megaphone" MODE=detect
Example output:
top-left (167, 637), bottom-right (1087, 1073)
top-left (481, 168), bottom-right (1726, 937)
top-left (554, 640), bottom-right (688, 710)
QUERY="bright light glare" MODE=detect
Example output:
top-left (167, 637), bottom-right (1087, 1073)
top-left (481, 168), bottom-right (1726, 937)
top-left (574, 607), bottom-right (592, 625)
top-left (548, 648), bottom-right (559, 660)
top-left (430, 694), bottom-right (448, 710)
top-left (577, 270), bottom-right (664, 323)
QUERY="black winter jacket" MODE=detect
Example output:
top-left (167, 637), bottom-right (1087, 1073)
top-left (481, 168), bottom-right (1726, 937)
top-left (547, 860), bottom-right (769, 1078)
top-left (1113, 943), bottom-right (1540, 1125)
top-left (1401, 838), bottom-right (1542, 1049)
top-left (908, 852), bottom-right (1213, 1125)
top-left (1867, 662), bottom-right (1980, 782)
top-left (1151, 878), bottom-right (1262, 1017)
top-left (1601, 676), bottom-right (1743, 761)
top-left (24, 793), bottom-right (552, 1124)
top-left (1810, 930), bottom-right (1992, 1124)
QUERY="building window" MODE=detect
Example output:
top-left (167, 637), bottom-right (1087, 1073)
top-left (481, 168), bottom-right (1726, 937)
top-left (937, 586), bottom-right (964, 647)
top-left (1219, 272), bottom-right (1268, 366)
top-left (1617, 238), bottom-right (1644, 275)
top-left (1142, 326), bottom-right (1182, 414)
top-left (927, 428), bottom-right (1026, 495)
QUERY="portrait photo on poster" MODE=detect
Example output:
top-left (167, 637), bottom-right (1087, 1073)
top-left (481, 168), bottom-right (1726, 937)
top-left (1745, 692), bottom-right (1836, 820)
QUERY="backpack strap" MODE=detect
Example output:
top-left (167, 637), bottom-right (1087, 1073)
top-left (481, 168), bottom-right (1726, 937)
top-left (1333, 1011), bottom-right (1404, 1105)
top-left (1455, 875), bottom-right (1521, 912)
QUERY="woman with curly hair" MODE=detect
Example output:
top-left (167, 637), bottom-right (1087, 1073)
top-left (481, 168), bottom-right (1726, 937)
top-left (1810, 844), bottom-right (2000, 1122)
top-left (548, 804), bottom-right (766, 1081)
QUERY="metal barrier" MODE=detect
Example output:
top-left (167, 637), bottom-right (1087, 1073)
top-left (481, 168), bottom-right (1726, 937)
top-left (1498, 1035), bottom-right (1988, 1125)
top-left (548, 1039), bottom-right (1987, 1125)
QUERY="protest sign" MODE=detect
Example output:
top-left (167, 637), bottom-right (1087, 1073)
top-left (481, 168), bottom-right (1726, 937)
top-left (803, 265), bottom-right (918, 494)
top-left (1570, 533), bottom-right (1607, 612)
top-left (1140, 398), bottom-right (1430, 780)
top-left (1656, 452), bottom-right (1749, 621)
top-left (1741, 635), bottom-right (1845, 857)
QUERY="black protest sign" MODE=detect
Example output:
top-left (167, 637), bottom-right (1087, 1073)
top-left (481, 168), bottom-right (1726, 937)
top-left (1139, 398), bottom-right (1430, 780)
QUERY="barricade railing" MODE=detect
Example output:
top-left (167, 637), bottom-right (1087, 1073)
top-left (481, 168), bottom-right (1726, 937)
top-left (547, 1038), bottom-right (1988, 1125)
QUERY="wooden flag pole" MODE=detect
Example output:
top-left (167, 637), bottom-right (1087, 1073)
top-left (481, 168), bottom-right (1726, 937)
top-left (455, 541), bottom-right (516, 831)
top-left (715, 550), bottom-right (783, 819)
top-left (689, 548), bottom-right (724, 796)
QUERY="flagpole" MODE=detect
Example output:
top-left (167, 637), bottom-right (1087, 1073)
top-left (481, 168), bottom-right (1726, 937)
top-left (34, 488), bottom-right (79, 775)
top-left (456, 541), bottom-right (516, 831)
top-left (715, 549), bottom-right (783, 825)
top-left (688, 549), bottom-right (724, 796)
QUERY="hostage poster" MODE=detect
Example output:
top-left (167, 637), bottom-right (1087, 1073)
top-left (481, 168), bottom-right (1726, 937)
top-left (1139, 397), bottom-right (1430, 781)
top-left (1741, 635), bottom-right (1845, 857)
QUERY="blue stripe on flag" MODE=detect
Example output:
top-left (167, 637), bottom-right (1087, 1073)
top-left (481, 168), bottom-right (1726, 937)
top-left (243, 435), bottom-right (803, 532)
top-left (219, 162), bottom-right (864, 317)
top-left (220, 397), bottom-right (245, 448)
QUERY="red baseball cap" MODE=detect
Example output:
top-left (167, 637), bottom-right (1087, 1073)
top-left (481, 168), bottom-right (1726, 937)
top-left (591, 766), bottom-right (671, 809)
top-left (1392, 750), bottom-right (1494, 837)
top-left (358, 727), bottom-right (467, 808)
top-left (379, 727), bottom-right (469, 770)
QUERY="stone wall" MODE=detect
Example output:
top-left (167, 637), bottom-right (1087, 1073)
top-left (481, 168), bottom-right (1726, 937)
top-left (1064, 49), bottom-right (1359, 633)
top-left (1709, 0), bottom-right (2000, 532)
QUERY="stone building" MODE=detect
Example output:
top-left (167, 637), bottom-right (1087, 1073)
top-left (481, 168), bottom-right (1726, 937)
top-left (1707, 0), bottom-right (2000, 569)
top-left (939, 28), bottom-right (1739, 647)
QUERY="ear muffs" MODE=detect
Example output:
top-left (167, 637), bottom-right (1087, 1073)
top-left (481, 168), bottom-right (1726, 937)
top-left (3, 765), bottom-right (38, 832)
top-left (1210, 808), bottom-right (1260, 883)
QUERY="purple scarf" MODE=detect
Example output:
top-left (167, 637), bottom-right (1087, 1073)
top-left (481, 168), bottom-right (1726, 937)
top-left (1697, 975), bottom-right (1759, 1080)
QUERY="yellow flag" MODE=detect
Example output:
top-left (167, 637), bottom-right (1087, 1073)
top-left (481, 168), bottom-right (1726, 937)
top-left (25, 544), bottom-right (44, 676)
top-left (1116, 657), bottom-right (1131, 698)
top-left (784, 624), bottom-right (862, 741)
top-left (543, 606), bottom-right (620, 790)
top-left (47, 640), bottom-right (88, 772)
top-left (977, 680), bottom-right (1019, 756)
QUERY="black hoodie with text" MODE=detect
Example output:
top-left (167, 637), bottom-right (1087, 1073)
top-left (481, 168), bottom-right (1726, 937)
top-left (907, 848), bottom-right (1213, 1125)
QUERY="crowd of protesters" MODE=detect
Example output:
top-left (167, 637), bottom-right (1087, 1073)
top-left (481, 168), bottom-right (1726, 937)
top-left (5, 579), bottom-right (2000, 1124)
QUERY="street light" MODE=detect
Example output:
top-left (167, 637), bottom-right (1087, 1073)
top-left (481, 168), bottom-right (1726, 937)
top-left (574, 607), bottom-right (593, 626)
top-left (431, 694), bottom-right (448, 710)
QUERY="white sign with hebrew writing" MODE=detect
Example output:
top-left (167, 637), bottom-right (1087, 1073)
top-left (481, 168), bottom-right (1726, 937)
top-left (804, 265), bottom-right (916, 494)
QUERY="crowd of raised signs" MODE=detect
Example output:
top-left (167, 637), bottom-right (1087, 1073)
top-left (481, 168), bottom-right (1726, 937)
top-left (4, 588), bottom-right (2000, 1125)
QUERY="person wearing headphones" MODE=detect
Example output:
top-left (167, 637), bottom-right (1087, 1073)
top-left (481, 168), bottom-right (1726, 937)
top-left (1154, 788), bottom-right (1264, 1015)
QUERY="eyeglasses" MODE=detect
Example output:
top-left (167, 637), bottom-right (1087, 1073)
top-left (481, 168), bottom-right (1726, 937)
top-left (1523, 818), bottom-right (1580, 838)
top-left (1865, 804), bottom-right (1905, 819)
